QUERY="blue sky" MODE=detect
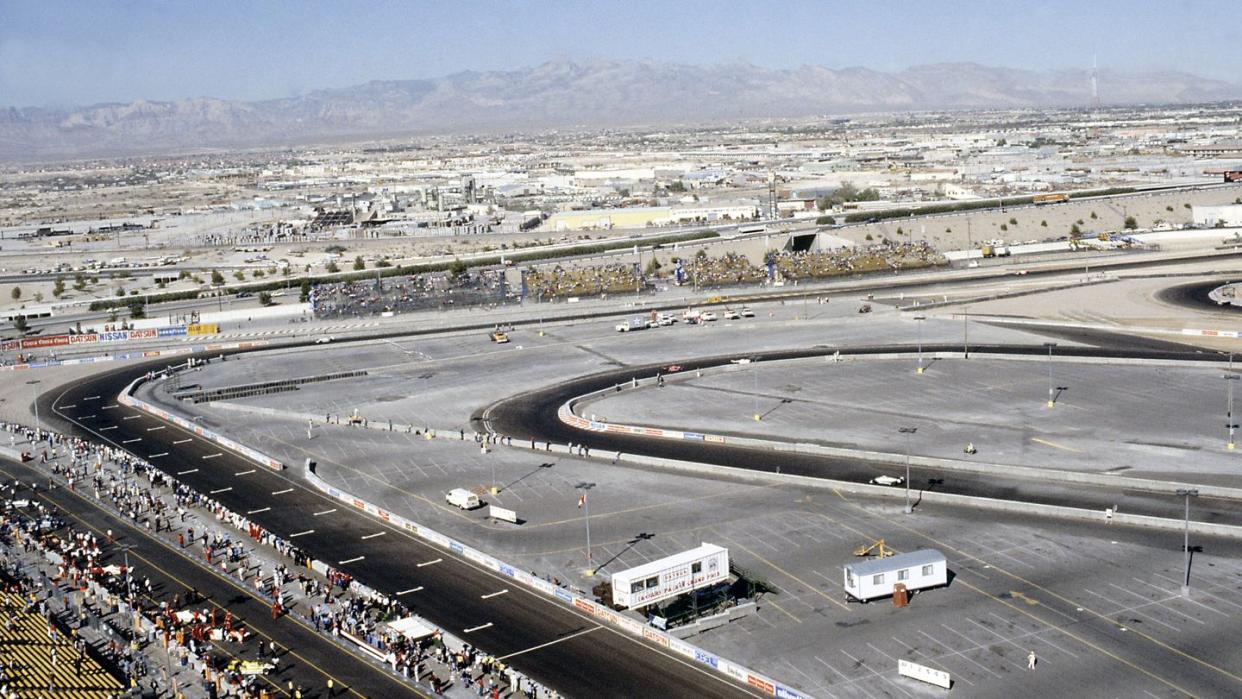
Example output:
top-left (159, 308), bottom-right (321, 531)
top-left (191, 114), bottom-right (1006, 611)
top-left (1, 0), bottom-right (1238, 108)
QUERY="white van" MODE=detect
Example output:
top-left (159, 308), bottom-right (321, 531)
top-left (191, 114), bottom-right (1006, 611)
top-left (446, 488), bottom-right (481, 510)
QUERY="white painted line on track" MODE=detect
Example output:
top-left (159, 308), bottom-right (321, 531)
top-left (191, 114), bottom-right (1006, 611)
top-left (313, 508), bottom-right (337, 516)
top-left (58, 404), bottom-right (76, 409)
top-left (147, 426), bottom-right (165, 432)
top-left (102, 404), bottom-right (119, 410)
top-left (248, 507), bottom-right (270, 515)
top-left (84, 396), bottom-right (100, 401)
top-left (497, 625), bottom-right (603, 661)
top-left (210, 487), bottom-right (232, 494)
top-left (122, 438), bottom-right (141, 444)
top-left (481, 589), bottom-right (509, 599)
top-left (80, 414), bottom-right (96, 419)
top-left (463, 622), bottom-right (493, 634)
top-left (361, 532), bottom-right (386, 540)
top-left (178, 468), bottom-right (199, 475)
top-left (234, 469), bottom-right (255, 476)
top-left (396, 587), bottom-right (423, 596)
top-left (271, 488), bottom-right (293, 495)
top-left (417, 558), bottom-right (442, 568)
top-left (339, 556), bottom-right (365, 565)
top-left (149, 452), bottom-right (168, 459)
top-left (100, 426), bottom-right (118, 432)
top-left (203, 453), bottom-right (223, 460)
top-left (123, 415), bottom-right (141, 420)
top-left (173, 439), bottom-right (192, 445)
top-left (290, 530), bottom-right (314, 538)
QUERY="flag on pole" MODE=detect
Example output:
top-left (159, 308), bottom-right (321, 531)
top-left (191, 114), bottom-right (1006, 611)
top-left (578, 493), bottom-right (586, 509)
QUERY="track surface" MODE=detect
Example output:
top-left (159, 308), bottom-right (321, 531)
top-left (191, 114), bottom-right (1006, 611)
top-left (43, 363), bottom-right (759, 699)
top-left (483, 342), bottom-right (1242, 526)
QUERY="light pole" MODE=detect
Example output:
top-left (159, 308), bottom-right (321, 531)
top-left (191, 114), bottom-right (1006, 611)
top-left (914, 316), bottom-right (926, 374)
top-left (1043, 342), bottom-right (1057, 408)
top-left (1225, 354), bottom-right (1238, 450)
top-left (1176, 488), bottom-right (1199, 596)
top-left (899, 427), bottom-right (917, 514)
top-left (25, 380), bottom-right (41, 429)
top-left (753, 364), bottom-right (761, 421)
top-left (576, 482), bottom-right (595, 576)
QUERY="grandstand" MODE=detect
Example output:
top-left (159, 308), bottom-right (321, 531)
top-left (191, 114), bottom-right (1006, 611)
top-left (0, 589), bottom-right (126, 697)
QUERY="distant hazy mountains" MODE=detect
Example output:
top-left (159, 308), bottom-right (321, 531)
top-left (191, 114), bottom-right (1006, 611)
top-left (3, 59), bottom-right (1240, 161)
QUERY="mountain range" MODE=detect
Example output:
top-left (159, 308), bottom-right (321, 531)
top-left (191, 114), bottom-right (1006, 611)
top-left (2, 59), bottom-right (1240, 161)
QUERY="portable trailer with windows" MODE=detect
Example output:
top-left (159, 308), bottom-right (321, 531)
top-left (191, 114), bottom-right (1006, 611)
top-left (611, 543), bottom-right (729, 610)
top-left (843, 549), bottom-right (947, 603)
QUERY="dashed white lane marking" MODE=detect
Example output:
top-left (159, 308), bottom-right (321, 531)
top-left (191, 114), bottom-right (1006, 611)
top-left (173, 439), bottom-right (192, 445)
top-left (248, 507), bottom-right (270, 515)
top-left (58, 404), bottom-right (76, 410)
top-left (100, 426), bottom-right (118, 432)
top-left (481, 589), bottom-right (509, 600)
top-left (122, 438), bottom-right (141, 444)
top-left (178, 468), bottom-right (199, 475)
top-left (149, 452), bottom-right (168, 459)
top-left (396, 587), bottom-right (423, 596)
top-left (361, 532), bottom-right (386, 540)
top-left (463, 622), bottom-right (493, 634)
top-left (203, 453), bottom-right (223, 460)
top-left (272, 488), bottom-right (293, 495)
top-left (417, 558), bottom-right (442, 568)
top-left (314, 508), bottom-right (337, 516)
top-left (209, 487), bottom-right (232, 495)
top-left (234, 469), bottom-right (255, 476)
top-left (339, 556), bottom-right (365, 565)
top-left (290, 530), bottom-right (314, 538)
top-left (123, 415), bottom-right (142, 420)
top-left (84, 396), bottom-right (101, 401)
top-left (102, 404), bottom-right (119, 410)
top-left (147, 426), bottom-right (165, 432)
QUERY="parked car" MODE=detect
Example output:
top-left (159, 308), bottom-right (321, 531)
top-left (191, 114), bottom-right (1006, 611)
top-left (723, 309), bottom-right (740, 320)
top-left (700, 311), bottom-right (718, 322)
top-left (740, 307), bottom-right (755, 318)
top-left (314, 336), bottom-right (335, 344)
top-left (868, 475), bottom-right (905, 486)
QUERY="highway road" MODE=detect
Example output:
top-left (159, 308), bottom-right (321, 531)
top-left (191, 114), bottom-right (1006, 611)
top-left (481, 341), bottom-right (1242, 527)
top-left (42, 361), bottom-right (760, 699)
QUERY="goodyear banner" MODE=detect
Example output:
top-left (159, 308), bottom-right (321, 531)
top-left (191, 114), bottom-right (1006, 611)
top-left (187, 323), bottom-right (219, 336)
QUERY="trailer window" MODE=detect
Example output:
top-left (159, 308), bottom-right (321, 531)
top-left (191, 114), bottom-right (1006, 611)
top-left (691, 562), bottom-right (702, 574)
top-left (922, 564), bottom-right (933, 576)
top-left (645, 577), bottom-right (660, 589)
top-left (897, 569), bottom-right (909, 581)
top-left (873, 573), bottom-right (884, 585)
top-left (630, 582), bottom-right (644, 594)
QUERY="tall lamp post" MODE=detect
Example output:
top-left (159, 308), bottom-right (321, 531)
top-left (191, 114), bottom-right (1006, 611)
top-left (576, 482), bottom-right (596, 576)
top-left (1225, 354), bottom-right (1238, 450)
top-left (1176, 488), bottom-right (1199, 597)
top-left (25, 379), bottom-right (41, 429)
top-left (1043, 342), bottom-right (1057, 408)
top-left (899, 427), bottom-right (917, 514)
top-left (914, 316), bottom-right (926, 374)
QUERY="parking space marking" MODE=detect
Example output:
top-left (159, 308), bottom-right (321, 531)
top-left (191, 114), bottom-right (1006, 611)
top-left (887, 637), bottom-right (971, 686)
top-left (1082, 588), bottom-right (1180, 633)
top-left (1107, 582), bottom-right (1205, 625)
top-left (463, 622), bottom-right (493, 634)
top-left (1030, 436), bottom-right (1082, 453)
top-left (916, 629), bottom-right (1003, 679)
top-left (815, 656), bottom-right (877, 697)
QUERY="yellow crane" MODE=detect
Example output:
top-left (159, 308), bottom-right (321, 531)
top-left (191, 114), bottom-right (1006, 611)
top-left (853, 539), bottom-right (894, 558)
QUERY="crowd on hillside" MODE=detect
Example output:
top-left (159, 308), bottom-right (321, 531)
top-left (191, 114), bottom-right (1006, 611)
top-left (311, 268), bottom-right (515, 319)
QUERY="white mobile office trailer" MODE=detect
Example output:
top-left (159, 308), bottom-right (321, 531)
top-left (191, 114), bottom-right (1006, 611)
top-left (843, 549), bottom-right (947, 603)
top-left (611, 543), bottom-right (729, 609)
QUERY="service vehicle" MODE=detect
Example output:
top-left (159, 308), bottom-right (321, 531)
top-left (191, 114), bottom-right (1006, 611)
top-left (700, 311), bottom-right (718, 322)
top-left (490, 329), bottom-right (510, 343)
top-left (615, 316), bottom-right (648, 332)
top-left (723, 309), bottom-right (740, 320)
top-left (868, 475), bottom-right (904, 486)
top-left (446, 488), bottom-right (482, 510)
top-left (740, 307), bottom-right (755, 317)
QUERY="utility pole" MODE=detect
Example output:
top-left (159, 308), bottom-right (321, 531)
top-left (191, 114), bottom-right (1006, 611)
top-left (1226, 353), bottom-right (1238, 450)
top-left (899, 427), bottom-right (917, 514)
top-left (1177, 488), bottom-right (1199, 596)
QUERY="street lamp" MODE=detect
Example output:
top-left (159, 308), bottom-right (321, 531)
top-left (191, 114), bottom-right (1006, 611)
top-left (913, 316), bottom-right (926, 374)
top-left (576, 482), bottom-right (596, 576)
top-left (1043, 342), bottom-right (1057, 408)
top-left (1225, 354), bottom-right (1238, 450)
top-left (25, 380), bottom-right (41, 428)
top-left (898, 427), bottom-right (917, 514)
top-left (1176, 488), bottom-right (1199, 597)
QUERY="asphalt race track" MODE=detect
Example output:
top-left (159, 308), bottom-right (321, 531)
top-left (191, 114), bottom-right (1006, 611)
top-left (42, 361), bottom-right (760, 699)
top-left (482, 342), bottom-right (1242, 526)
